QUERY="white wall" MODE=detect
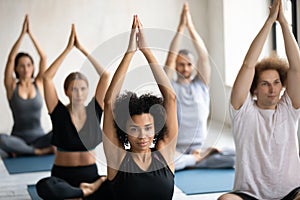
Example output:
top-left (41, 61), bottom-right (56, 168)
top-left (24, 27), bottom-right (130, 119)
top-left (208, 0), bottom-right (275, 126)
top-left (0, 0), bottom-right (280, 134)
top-left (0, 0), bottom-right (207, 133)
top-left (206, 0), bottom-right (227, 127)
top-left (224, 0), bottom-right (271, 87)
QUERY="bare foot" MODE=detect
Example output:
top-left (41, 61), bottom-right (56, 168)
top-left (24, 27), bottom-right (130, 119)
top-left (80, 176), bottom-right (107, 197)
top-left (192, 147), bottom-right (220, 163)
top-left (11, 152), bottom-right (17, 158)
top-left (34, 146), bottom-right (55, 156)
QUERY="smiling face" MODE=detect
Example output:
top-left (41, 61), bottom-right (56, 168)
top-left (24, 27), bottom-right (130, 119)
top-left (126, 113), bottom-right (155, 153)
top-left (65, 79), bottom-right (89, 106)
top-left (254, 69), bottom-right (283, 109)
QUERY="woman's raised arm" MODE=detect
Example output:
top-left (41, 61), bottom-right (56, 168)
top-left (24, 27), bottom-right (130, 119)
top-left (74, 28), bottom-right (110, 109)
top-left (43, 25), bottom-right (75, 113)
top-left (26, 16), bottom-right (47, 87)
top-left (103, 16), bottom-right (138, 177)
top-left (4, 15), bottom-right (28, 99)
top-left (137, 17), bottom-right (177, 164)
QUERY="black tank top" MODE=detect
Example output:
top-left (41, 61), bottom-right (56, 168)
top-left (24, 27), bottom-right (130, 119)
top-left (50, 98), bottom-right (102, 151)
top-left (110, 149), bottom-right (174, 200)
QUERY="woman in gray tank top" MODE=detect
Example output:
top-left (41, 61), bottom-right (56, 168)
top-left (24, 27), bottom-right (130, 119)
top-left (0, 15), bottom-right (54, 158)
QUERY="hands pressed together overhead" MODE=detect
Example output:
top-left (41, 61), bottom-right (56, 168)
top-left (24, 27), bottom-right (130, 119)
top-left (127, 15), bottom-right (149, 53)
top-left (21, 15), bottom-right (29, 35)
top-left (66, 24), bottom-right (84, 51)
top-left (20, 14), bottom-right (34, 37)
top-left (64, 24), bottom-right (91, 57)
top-left (268, 0), bottom-right (287, 24)
top-left (178, 2), bottom-right (195, 32)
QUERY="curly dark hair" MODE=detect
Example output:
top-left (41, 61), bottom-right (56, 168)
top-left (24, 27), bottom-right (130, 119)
top-left (250, 56), bottom-right (288, 95)
top-left (113, 91), bottom-right (167, 148)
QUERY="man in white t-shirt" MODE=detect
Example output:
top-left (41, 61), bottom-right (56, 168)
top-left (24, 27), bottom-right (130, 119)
top-left (218, 0), bottom-right (300, 199)
top-left (164, 3), bottom-right (235, 171)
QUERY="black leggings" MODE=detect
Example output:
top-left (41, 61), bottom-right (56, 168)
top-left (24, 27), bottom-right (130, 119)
top-left (36, 176), bottom-right (83, 200)
top-left (36, 164), bottom-right (112, 200)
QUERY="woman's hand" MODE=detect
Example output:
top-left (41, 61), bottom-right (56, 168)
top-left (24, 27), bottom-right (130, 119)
top-left (74, 26), bottom-right (84, 51)
top-left (136, 16), bottom-right (149, 53)
top-left (26, 15), bottom-right (32, 35)
top-left (21, 15), bottom-right (29, 36)
top-left (127, 15), bottom-right (138, 53)
top-left (66, 24), bottom-right (76, 51)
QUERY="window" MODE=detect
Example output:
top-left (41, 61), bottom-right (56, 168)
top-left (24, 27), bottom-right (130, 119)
top-left (273, 0), bottom-right (295, 58)
top-left (224, 0), bottom-right (297, 87)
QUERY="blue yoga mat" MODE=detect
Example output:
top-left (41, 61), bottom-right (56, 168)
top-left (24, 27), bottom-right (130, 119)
top-left (27, 185), bottom-right (42, 200)
top-left (3, 154), bottom-right (54, 174)
top-left (175, 168), bottom-right (235, 195)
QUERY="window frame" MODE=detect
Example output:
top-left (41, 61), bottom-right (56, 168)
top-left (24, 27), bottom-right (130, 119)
top-left (272, 0), bottom-right (298, 52)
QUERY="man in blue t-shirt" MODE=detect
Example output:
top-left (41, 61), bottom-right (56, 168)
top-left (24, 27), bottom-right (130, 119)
top-left (164, 3), bottom-right (235, 171)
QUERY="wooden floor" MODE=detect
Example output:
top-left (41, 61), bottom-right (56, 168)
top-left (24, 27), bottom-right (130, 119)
top-left (0, 158), bottom-right (49, 200)
top-left (0, 121), bottom-right (232, 200)
top-left (0, 158), bottom-right (226, 200)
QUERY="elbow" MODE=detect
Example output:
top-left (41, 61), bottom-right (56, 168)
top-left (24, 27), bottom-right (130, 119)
top-left (41, 54), bottom-right (47, 61)
top-left (42, 72), bottom-right (47, 80)
top-left (167, 90), bottom-right (177, 104)
top-left (171, 91), bottom-right (177, 101)
top-left (42, 71), bottom-right (51, 81)
top-left (101, 71), bottom-right (110, 81)
top-left (104, 95), bottom-right (113, 108)
top-left (104, 98), bottom-right (114, 115)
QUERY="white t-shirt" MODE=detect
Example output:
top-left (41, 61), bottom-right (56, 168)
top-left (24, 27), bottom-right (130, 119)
top-left (230, 92), bottom-right (300, 199)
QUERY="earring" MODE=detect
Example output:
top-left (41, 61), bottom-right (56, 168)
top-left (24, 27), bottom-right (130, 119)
top-left (124, 135), bottom-right (130, 149)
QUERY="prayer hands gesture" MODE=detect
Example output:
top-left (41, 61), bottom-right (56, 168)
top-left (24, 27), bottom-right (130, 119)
top-left (65, 24), bottom-right (88, 55)
top-left (127, 15), bottom-right (149, 53)
top-left (20, 14), bottom-right (35, 37)
top-left (268, 0), bottom-right (280, 23)
top-left (66, 24), bottom-right (76, 51)
top-left (178, 3), bottom-right (195, 31)
top-left (21, 15), bottom-right (29, 35)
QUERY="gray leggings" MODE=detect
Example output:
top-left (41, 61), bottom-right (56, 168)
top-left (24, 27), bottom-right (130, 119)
top-left (0, 131), bottom-right (52, 158)
top-left (175, 147), bottom-right (235, 171)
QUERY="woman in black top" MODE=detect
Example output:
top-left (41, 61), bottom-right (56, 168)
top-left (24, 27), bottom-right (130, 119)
top-left (36, 24), bottom-right (111, 199)
top-left (103, 15), bottom-right (178, 200)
